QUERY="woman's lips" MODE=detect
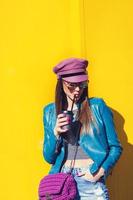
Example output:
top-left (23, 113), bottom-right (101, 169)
top-left (75, 96), bottom-right (79, 98)
top-left (74, 95), bottom-right (80, 100)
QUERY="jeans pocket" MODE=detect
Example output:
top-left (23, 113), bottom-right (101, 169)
top-left (78, 174), bottom-right (97, 183)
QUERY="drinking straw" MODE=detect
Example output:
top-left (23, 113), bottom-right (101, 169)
top-left (71, 94), bottom-right (76, 111)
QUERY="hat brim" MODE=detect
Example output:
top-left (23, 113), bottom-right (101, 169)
top-left (62, 74), bottom-right (88, 83)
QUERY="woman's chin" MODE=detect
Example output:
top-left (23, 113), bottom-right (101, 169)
top-left (74, 96), bottom-right (80, 102)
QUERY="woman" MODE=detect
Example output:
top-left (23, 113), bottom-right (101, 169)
top-left (43, 58), bottom-right (123, 200)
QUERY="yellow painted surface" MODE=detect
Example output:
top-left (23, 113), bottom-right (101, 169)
top-left (81, 1), bottom-right (133, 199)
top-left (0, 0), bottom-right (81, 199)
top-left (0, 0), bottom-right (132, 199)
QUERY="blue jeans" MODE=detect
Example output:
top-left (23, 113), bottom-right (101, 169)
top-left (61, 165), bottom-right (110, 200)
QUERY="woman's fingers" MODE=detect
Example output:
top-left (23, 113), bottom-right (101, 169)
top-left (58, 117), bottom-right (68, 123)
top-left (54, 114), bottom-right (70, 135)
top-left (56, 126), bottom-right (68, 133)
top-left (57, 114), bottom-right (69, 127)
top-left (81, 172), bottom-right (98, 182)
top-left (57, 114), bottom-right (69, 122)
top-left (57, 113), bottom-right (66, 119)
top-left (58, 121), bottom-right (69, 126)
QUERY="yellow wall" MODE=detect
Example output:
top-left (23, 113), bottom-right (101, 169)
top-left (0, 0), bottom-right (81, 199)
top-left (0, 0), bottom-right (133, 199)
top-left (81, 0), bottom-right (133, 199)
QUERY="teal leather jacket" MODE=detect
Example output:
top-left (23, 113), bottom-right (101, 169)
top-left (43, 97), bottom-right (123, 178)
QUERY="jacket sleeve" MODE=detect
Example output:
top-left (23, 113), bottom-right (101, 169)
top-left (99, 99), bottom-right (123, 176)
top-left (42, 105), bottom-right (62, 164)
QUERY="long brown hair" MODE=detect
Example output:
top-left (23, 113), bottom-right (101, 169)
top-left (55, 79), bottom-right (98, 134)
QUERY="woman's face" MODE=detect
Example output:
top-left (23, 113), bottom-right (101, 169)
top-left (62, 80), bottom-right (88, 102)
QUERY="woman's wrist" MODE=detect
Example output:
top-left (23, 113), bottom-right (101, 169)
top-left (54, 127), bottom-right (60, 139)
top-left (99, 167), bottom-right (105, 176)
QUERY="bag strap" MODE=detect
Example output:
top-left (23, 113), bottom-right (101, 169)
top-left (63, 97), bottom-right (82, 173)
top-left (69, 120), bottom-right (82, 173)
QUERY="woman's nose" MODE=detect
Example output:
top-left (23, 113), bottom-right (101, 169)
top-left (74, 86), bottom-right (80, 91)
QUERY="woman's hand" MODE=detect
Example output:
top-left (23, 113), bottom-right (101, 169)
top-left (54, 113), bottom-right (70, 137)
top-left (78, 167), bottom-right (105, 182)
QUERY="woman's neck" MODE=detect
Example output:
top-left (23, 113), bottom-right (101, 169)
top-left (66, 95), bottom-right (78, 111)
top-left (67, 96), bottom-right (73, 110)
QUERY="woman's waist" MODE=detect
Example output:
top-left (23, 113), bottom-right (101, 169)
top-left (63, 158), bottom-right (94, 168)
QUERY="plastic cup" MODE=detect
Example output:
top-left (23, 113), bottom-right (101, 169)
top-left (61, 110), bottom-right (73, 131)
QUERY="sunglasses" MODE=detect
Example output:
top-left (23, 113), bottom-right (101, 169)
top-left (63, 80), bottom-right (88, 90)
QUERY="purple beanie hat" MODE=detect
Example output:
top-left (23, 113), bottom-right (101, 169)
top-left (53, 57), bottom-right (89, 83)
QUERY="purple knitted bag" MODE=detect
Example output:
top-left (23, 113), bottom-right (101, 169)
top-left (38, 172), bottom-right (77, 200)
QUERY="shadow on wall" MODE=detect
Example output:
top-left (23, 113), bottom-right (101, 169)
top-left (106, 108), bottom-right (133, 200)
